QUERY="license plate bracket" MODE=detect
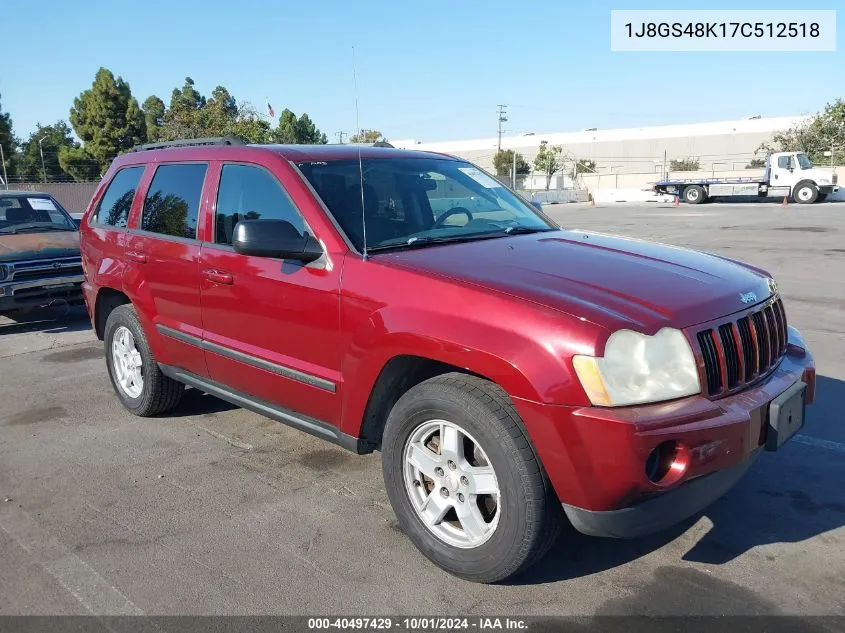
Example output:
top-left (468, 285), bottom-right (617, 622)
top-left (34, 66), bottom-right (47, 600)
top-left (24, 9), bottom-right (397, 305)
top-left (765, 381), bottom-right (806, 451)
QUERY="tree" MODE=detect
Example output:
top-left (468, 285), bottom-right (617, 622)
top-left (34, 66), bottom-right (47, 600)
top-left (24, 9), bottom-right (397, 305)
top-left (231, 103), bottom-right (272, 144)
top-left (142, 95), bottom-right (166, 142)
top-left (272, 109), bottom-right (328, 144)
top-left (745, 158), bottom-right (766, 169)
top-left (492, 149), bottom-right (530, 184)
top-left (670, 158), bottom-right (700, 171)
top-left (59, 146), bottom-right (103, 181)
top-left (16, 121), bottom-right (78, 182)
top-left (0, 93), bottom-right (16, 182)
top-left (70, 68), bottom-right (146, 169)
top-left (533, 141), bottom-right (564, 190)
top-left (159, 77), bottom-right (207, 140)
top-left (761, 99), bottom-right (845, 165)
top-left (350, 129), bottom-right (386, 143)
top-left (570, 158), bottom-right (596, 179)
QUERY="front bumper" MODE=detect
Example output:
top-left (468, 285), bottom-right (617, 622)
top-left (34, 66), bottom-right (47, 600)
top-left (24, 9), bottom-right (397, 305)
top-left (0, 274), bottom-right (84, 312)
top-left (513, 330), bottom-right (815, 537)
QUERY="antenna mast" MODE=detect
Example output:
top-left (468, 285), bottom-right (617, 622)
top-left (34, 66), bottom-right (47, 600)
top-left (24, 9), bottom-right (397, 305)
top-left (352, 46), bottom-right (368, 260)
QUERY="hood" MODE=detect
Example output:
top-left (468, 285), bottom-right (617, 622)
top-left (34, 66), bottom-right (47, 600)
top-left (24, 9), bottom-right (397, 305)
top-left (0, 230), bottom-right (80, 263)
top-left (377, 230), bottom-right (773, 333)
top-left (804, 168), bottom-right (837, 183)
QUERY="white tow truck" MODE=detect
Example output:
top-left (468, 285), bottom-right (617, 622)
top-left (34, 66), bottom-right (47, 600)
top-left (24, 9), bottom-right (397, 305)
top-left (653, 151), bottom-right (839, 204)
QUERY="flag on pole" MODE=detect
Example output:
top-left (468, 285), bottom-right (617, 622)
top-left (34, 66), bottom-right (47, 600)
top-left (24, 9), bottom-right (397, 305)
top-left (266, 98), bottom-right (275, 119)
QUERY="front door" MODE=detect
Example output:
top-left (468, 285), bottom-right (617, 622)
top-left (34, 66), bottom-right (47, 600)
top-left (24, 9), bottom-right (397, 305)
top-left (199, 161), bottom-right (343, 426)
top-left (770, 153), bottom-right (798, 190)
top-left (124, 162), bottom-right (210, 377)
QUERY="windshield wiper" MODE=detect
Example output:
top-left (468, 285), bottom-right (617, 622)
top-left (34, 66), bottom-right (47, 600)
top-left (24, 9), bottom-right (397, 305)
top-left (501, 226), bottom-right (557, 235)
top-left (0, 224), bottom-right (75, 234)
top-left (368, 233), bottom-right (506, 253)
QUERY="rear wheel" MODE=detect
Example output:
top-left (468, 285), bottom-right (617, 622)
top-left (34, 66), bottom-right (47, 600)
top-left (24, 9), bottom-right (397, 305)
top-left (104, 304), bottom-right (183, 416)
top-left (793, 181), bottom-right (818, 204)
top-left (683, 185), bottom-right (706, 204)
top-left (382, 373), bottom-right (562, 583)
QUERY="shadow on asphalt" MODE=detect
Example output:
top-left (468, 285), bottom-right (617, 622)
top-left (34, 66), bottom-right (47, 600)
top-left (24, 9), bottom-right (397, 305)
top-left (168, 387), bottom-right (239, 417)
top-left (0, 304), bottom-right (91, 336)
top-left (508, 374), bottom-right (845, 586)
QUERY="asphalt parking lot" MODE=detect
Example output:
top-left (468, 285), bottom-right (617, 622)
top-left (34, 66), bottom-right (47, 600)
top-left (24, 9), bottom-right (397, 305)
top-left (1, 201), bottom-right (843, 617)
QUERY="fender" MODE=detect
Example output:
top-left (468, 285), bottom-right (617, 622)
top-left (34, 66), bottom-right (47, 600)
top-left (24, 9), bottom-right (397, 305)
top-left (339, 303), bottom-right (594, 438)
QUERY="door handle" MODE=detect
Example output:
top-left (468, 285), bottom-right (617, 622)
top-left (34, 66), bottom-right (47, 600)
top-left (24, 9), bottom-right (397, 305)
top-left (126, 250), bottom-right (147, 263)
top-left (203, 268), bottom-right (234, 285)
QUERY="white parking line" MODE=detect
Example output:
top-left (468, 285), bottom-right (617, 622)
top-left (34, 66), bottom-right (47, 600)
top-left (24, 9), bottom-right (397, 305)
top-left (793, 434), bottom-right (845, 453)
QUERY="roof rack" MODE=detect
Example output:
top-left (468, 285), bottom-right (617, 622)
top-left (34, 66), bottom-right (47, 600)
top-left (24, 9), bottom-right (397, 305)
top-left (128, 136), bottom-right (246, 153)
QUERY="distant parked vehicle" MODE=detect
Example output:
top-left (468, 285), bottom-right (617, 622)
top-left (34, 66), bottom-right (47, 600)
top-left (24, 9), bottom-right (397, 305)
top-left (653, 152), bottom-right (839, 204)
top-left (0, 191), bottom-right (84, 315)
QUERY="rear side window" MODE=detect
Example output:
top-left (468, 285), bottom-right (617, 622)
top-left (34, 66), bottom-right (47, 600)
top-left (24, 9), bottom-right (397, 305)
top-left (215, 164), bottom-right (306, 246)
top-left (94, 166), bottom-right (144, 227)
top-left (141, 163), bottom-right (208, 239)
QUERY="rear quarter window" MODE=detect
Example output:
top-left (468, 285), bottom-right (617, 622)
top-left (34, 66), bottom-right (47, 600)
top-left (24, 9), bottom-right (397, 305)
top-left (93, 166), bottom-right (145, 227)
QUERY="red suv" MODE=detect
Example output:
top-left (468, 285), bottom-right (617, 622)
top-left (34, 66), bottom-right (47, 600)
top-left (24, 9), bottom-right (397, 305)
top-left (79, 138), bottom-right (816, 583)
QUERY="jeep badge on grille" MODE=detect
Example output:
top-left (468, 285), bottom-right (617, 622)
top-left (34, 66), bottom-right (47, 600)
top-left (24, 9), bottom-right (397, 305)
top-left (740, 292), bottom-right (758, 304)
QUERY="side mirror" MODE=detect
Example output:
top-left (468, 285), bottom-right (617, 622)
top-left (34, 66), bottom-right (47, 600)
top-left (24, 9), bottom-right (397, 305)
top-left (233, 219), bottom-right (322, 263)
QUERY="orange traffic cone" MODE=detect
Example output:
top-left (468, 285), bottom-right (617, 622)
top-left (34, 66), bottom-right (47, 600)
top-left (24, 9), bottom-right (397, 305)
top-left (673, 196), bottom-right (680, 207)
top-left (782, 196), bottom-right (788, 207)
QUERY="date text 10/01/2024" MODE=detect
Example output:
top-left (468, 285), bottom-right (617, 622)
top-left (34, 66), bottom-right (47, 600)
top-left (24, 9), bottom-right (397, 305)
top-left (625, 22), bottom-right (820, 38)
top-left (307, 617), bottom-right (528, 630)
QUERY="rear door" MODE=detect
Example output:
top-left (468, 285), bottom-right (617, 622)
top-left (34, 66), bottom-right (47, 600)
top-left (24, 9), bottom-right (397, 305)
top-left (124, 162), bottom-right (210, 377)
top-left (198, 160), bottom-right (343, 425)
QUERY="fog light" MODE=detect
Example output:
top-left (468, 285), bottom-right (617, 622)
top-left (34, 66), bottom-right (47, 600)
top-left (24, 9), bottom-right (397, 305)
top-left (645, 441), bottom-right (689, 485)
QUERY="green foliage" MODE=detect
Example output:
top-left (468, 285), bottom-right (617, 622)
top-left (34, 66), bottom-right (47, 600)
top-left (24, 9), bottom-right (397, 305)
top-left (570, 158), bottom-right (596, 179)
top-left (271, 109), bottom-right (328, 144)
top-left (533, 141), bottom-right (564, 190)
top-left (761, 99), bottom-right (845, 164)
top-left (669, 158), bottom-right (700, 171)
top-left (350, 129), bottom-right (386, 143)
top-left (69, 68), bottom-right (146, 169)
top-left (492, 149), bottom-right (530, 180)
top-left (142, 96), bottom-right (166, 142)
top-left (745, 158), bottom-right (766, 169)
top-left (0, 93), bottom-right (15, 180)
top-left (59, 146), bottom-right (102, 181)
top-left (16, 121), bottom-right (79, 181)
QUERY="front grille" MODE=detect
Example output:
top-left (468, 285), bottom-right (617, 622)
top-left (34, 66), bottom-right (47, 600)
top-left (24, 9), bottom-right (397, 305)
top-left (696, 297), bottom-right (788, 396)
top-left (6, 257), bottom-right (82, 282)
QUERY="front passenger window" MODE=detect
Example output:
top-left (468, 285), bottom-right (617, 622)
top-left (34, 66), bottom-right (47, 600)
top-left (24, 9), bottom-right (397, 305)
top-left (215, 164), bottom-right (307, 246)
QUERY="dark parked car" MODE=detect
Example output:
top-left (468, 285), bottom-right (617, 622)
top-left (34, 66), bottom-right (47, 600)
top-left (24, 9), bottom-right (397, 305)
top-left (78, 138), bottom-right (816, 583)
top-left (0, 191), bottom-right (84, 315)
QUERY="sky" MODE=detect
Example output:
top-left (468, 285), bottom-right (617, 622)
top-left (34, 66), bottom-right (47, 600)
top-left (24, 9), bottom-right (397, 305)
top-left (1, 0), bottom-right (842, 144)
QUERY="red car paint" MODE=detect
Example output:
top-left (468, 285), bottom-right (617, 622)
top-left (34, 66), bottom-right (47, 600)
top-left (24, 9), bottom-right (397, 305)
top-left (79, 144), bottom-right (815, 521)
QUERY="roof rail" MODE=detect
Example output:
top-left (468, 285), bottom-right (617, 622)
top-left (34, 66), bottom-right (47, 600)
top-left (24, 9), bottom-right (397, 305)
top-left (128, 136), bottom-right (246, 153)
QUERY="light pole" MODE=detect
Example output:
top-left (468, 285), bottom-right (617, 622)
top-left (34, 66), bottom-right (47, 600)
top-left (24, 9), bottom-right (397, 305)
top-left (38, 136), bottom-right (48, 183)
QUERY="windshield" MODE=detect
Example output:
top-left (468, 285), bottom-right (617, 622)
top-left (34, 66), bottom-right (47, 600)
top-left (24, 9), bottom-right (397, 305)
top-left (796, 153), bottom-right (813, 170)
top-left (296, 157), bottom-right (556, 252)
top-left (0, 195), bottom-right (76, 233)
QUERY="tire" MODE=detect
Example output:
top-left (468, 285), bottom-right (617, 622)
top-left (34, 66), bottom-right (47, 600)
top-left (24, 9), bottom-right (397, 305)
top-left (382, 373), bottom-right (562, 583)
top-left (793, 181), bottom-right (818, 204)
top-left (104, 304), bottom-right (183, 416)
top-left (683, 185), bottom-right (706, 205)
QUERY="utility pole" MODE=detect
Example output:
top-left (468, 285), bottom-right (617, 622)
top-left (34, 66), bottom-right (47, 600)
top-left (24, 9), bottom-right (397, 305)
top-left (336, 131), bottom-right (347, 144)
top-left (496, 104), bottom-right (508, 152)
top-left (38, 136), bottom-right (48, 183)
top-left (512, 150), bottom-right (517, 189)
top-left (0, 144), bottom-right (8, 190)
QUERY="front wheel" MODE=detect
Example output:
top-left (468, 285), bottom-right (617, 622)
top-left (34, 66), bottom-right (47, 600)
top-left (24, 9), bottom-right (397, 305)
top-left (793, 182), bottom-right (819, 204)
top-left (382, 373), bottom-right (562, 583)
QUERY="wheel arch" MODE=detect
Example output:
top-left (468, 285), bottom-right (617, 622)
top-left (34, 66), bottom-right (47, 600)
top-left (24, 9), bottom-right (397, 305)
top-left (94, 286), bottom-right (131, 340)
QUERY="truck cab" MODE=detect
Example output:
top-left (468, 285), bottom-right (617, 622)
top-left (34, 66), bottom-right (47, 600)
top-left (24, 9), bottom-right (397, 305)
top-left (766, 151), bottom-right (839, 203)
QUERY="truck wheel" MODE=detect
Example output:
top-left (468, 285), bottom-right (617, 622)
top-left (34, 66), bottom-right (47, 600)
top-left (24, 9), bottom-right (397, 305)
top-left (104, 304), bottom-right (184, 416)
top-left (683, 185), bottom-right (706, 204)
top-left (381, 373), bottom-right (562, 583)
top-left (793, 182), bottom-right (818, 204)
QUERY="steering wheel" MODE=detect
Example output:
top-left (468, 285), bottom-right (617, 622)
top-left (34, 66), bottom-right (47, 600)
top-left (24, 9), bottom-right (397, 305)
top-left (433, 206), bottom-right (473, 228)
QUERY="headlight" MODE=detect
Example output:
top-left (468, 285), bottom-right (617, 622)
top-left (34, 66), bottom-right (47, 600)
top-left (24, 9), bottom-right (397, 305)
top-left (572, 328), bottom-right (701, 407)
